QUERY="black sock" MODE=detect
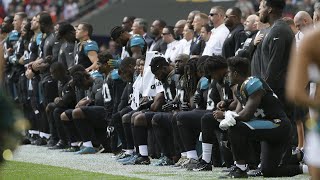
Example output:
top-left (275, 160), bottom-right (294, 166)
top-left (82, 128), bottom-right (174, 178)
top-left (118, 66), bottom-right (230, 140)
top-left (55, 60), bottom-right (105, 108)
top-left (62, 120), bottom-right (78, 143)
top-left (73, 118), bottom-right (95, 142)
top-left (123, 122), bottom-right (134, 150)
top-left (134, 126), bottom-right (148, 146)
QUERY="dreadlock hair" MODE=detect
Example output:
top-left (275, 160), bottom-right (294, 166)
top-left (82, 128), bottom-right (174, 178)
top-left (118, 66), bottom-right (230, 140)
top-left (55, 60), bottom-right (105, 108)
top-left (197, 55), bottom-right (209, 76)
top-left (184, 57), bottom-right (200, 100)
top-left (69, 64), bottom-right (86, 76)
top-left (72, 70), bottom-right (90, 88)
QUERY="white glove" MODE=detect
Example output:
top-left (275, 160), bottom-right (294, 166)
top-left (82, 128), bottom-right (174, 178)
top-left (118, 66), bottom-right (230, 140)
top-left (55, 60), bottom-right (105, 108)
top-left (219, 111), bottom-right (239, 130)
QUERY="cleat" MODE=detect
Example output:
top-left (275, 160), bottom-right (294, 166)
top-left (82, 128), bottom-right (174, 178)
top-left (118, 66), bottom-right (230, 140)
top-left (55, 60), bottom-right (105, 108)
top-left (134, 156), bottom-right (150, 165)
top-left (121, 154), bottom-right (139, 165)
top-left (220, 166), bottom-right (248, 179)
top-left (172, 156), bottom-right (187, 167)
top-left (181, 158), bottom-right (199, 170)
top-left (62, 146), bottom-right (80, 152)
top-left (152, 156), bottom-right (173, 166)
top-left (49, 140), bottom-right (68, 150)
top-left (74, 146), bottom-right (96, 154)
top-left (193, 159), bottom-right (212, 171)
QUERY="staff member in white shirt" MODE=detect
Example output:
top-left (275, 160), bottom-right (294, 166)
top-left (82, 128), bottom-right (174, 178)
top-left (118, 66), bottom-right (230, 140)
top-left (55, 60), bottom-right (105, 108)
top-left (202, 6), bottom-right (229, 56)
top-left (163, 26), bottom-right (180, 63)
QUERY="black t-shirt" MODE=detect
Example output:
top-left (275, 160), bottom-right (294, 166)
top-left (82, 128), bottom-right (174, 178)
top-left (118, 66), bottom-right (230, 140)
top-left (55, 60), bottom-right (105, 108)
top-left (260, 19), bottom-right (294, 94)
top-left (222, 24), bottom-right (247, 58)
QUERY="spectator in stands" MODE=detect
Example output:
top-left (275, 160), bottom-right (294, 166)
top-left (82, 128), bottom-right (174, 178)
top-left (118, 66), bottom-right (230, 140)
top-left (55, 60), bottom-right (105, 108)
top-left (149, 19), bottom-right (167, 54)
top-left (187, 10), bottom-right (200, 26)
top-left (163, 26), bottom-right (179, 62)
top-left (63, 0), bottom-right (79, 21)
top-left (283, 17), bottom-right (299, 34)
top-left (313, 2), bottom-right (320, 25)
top-left (132, 18), bottom-right (153, 49)
top-left (122, 16), bottom-right (135, 33)
top-left (174, 19), bottom-right (187, 41)
top-left (190, 13), bottom-right (208, 55)
top-left (202, 6), bottom-right (229, 56)
top-left (222, 7), bottom-right (247, 58)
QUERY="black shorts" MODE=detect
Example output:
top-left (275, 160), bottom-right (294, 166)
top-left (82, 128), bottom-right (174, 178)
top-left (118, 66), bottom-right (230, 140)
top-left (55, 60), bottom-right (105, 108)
top-left (145, 111), bottom-right (159, 127)
top-left (64, 109), bottom-right (73, 120)
top-left (80, 106), bottom-right (107, 128)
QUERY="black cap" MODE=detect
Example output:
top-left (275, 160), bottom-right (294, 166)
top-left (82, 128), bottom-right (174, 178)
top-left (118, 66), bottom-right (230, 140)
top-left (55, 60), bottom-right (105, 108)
top-left (150, 56), bottom-right (169, 74)
top-left (110, 26), bottom-right (125, 40)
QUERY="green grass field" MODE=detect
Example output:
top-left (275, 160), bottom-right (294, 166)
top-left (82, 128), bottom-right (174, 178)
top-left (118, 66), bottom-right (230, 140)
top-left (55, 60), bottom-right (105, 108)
top-left (0, 161), bottom-right (140, 180)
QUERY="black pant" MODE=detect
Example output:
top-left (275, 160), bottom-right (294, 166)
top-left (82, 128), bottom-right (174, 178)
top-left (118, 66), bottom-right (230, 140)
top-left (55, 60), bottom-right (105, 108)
top-left (110, 106), bottom-right (132, 149)
top-left (201, 113), bottom-right (233, 167)
top-left (53, 107), bottom-right (68, 141)
top-left (229, 118), bottom-right (302, 177)
top-left (152, 112), bottom-right (174, 157)
top-left (40, 76), bottom-right (58, 134)
top-left (176, 110), bottom-right (208, 151)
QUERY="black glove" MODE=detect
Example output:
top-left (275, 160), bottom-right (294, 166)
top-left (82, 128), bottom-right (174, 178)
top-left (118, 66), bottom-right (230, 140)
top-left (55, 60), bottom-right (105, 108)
top-left (181, 102), bottom-right (190, 111)
top-left (162, 102), bottom-right (179, 112)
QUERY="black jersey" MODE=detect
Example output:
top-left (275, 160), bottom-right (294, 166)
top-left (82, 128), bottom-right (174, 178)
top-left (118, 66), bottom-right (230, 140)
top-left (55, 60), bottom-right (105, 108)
top-left (58, 41), bottom-right (75, 70)
top-left (74, 40), bottom-right (99, 68)
top-left (194, 76), bottom-right (209, 109)
top-left (85, 78), bottom-right (104, 106)
top-left (176, 75), bottom-right (189, 105)
top-left (11, 36), bottom-right (25, 75)
top-left (206, 78), bottom-right (233, 111)
top-left (28, 33), bottom-right (41, 62)
top-left (163, 70), bottom-right (179, 102)
top-left (235, 77), bottom-right (287, 120)
top-left (118, 82), bottom-right (133, 111)
top-left (58, 77), bottom-right (76, 108)
top-left (102, 75), bottom-right (114, 116)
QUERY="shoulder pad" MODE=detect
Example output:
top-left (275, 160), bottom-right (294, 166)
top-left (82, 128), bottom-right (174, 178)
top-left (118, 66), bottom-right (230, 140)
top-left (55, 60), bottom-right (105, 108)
top-left (90, 70), bottom-right (103, 80)
top-left (243, 77), bottom-right (263, 96)
top-left (199, 77), bottom-right (209, 90)
top-left (36, 33), bottom-right (42, 45)
top-left (83, 40), bottom-right (99, 55)
top-left (110, 69), bottom-right (120, 80)
top-left (9, 31), bottom-right (19, 41)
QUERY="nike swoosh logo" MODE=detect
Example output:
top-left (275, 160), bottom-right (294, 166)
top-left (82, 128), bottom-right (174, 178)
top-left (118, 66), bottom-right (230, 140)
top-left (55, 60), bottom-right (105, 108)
top-left (68, 52), bottom-right (73, 55)
top-left (54, 42), bottom-right (59, 44)
top-left (273, 38), bottom-right (279, 41)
